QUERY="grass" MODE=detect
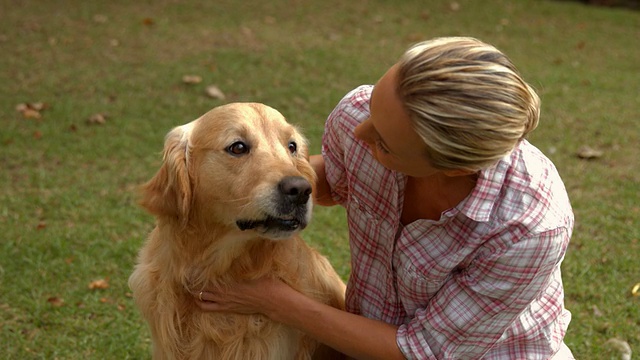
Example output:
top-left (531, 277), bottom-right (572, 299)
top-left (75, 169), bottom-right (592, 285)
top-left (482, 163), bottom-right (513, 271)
top-left (1, 0), bottom-right (638, 358)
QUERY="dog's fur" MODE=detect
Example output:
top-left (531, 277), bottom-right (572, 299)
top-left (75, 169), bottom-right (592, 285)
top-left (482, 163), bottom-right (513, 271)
top-left (129, 103), bottom-right (346, 360)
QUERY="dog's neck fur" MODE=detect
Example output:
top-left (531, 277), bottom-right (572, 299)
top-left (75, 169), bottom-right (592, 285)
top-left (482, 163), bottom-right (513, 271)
top-left (154, 218), bottom-right (291, 293)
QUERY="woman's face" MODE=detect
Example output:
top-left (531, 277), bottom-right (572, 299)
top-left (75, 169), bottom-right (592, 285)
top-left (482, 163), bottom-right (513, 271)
top-left (354, 64), bottom-right (439, 178)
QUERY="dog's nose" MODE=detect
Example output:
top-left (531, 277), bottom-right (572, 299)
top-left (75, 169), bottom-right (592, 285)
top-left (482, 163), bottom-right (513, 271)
top-left (278, 176), bottom-right (312, 205)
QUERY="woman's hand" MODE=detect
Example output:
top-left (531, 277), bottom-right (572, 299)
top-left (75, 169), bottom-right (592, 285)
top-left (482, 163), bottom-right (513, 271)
top-left (194, 277), bottom-right (291, 319)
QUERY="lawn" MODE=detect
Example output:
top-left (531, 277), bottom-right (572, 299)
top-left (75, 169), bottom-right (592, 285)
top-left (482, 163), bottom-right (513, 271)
top-left (1, 0), bottom-right (638, 358)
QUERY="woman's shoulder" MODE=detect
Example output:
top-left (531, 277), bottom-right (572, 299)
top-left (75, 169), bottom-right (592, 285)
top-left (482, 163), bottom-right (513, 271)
top-left (499, 140), bottom-right (573, 229)
top-left (327, 85), bottom-right (373, 128)
top-left (339, 85), bottom-right (373, 109)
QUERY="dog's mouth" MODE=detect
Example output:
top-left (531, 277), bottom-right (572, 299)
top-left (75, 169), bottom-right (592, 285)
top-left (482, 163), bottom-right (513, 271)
top-left (236, 215), bottom-right (305, 233)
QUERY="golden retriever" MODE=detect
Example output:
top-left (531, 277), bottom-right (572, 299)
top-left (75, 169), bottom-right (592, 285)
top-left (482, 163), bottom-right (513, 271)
top-left (129, 103), bottom-right (346, 360)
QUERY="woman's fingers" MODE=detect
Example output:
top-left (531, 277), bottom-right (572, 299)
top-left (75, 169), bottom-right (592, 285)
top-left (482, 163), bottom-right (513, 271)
top-left (191, 278), bottom-right (286, 315)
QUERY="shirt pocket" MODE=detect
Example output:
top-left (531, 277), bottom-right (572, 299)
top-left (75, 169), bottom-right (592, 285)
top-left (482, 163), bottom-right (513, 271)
top-left (396, 262), bottom-right (451, 316)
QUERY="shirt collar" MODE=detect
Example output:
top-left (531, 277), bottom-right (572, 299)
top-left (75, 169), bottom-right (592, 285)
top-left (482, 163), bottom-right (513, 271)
top-left (457, 146), bottom-right (519, 222)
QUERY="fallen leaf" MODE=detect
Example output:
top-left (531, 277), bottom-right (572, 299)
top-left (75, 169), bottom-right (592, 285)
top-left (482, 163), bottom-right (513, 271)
top-left (47, 296), bottom-right (64, 307)
top-left (182, 75), bottom-right (202, 84)
top-left (604, 338), bottom-right (632, 360)
top-left (117, 304), bottom-right (126, 311)
top-left (33, 130), bottom-right (42, 139)
top-left (576, 146), bottom-right (603, 160)
top-left (36, 221), bottom-right (46, 230)
top-left (632, 282), bottom-right (640, 297)
top-left (205, 85), bottom-right (226, 100)
top-left (449, 1), bottom-right (461, 11)
top-left (88, 279), bottom-right (109, 290)
top-left (22, 109), bottom-right (42, 119)
top-left (28, 102), bottom-right (47, 111)
top-left (93, 14), bottom-right (108, 24)
top-left (87, 113), bottom-right (107, 125)
top-left (591, 304), bottom-right (603, 317)
top-left (16, 102), bottom-right (49, 119)
top-left (142, 18), bottom-right (155, 26)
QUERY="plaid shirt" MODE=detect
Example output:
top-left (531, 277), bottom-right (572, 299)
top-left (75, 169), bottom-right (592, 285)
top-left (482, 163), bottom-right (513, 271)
top-left (322, 86), bottom-right (574, 359)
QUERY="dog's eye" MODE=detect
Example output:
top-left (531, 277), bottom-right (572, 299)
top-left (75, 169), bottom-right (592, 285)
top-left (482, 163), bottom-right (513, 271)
top-left (288, 141), bottom-right (297, 154)
top-left (227, 141), bottom-right (249, 156)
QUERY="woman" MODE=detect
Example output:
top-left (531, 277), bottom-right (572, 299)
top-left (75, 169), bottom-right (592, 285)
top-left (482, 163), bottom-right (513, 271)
top-left (196, 37), bottom-right (574, 359)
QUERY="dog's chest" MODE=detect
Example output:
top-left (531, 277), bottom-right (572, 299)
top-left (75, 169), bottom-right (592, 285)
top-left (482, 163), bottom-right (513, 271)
top-left (191, 312), bottom-right (303, 359)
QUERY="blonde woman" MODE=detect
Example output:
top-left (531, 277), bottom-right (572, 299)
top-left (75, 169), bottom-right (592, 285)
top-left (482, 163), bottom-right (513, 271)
top-left (197, 37), bottom-right (575, 359)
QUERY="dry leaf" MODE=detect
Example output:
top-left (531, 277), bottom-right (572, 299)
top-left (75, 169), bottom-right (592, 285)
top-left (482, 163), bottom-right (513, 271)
top-left (93, 14), bottom-right (108, 24)
top-left (22, 109), bottom-right (42, 119)
top-left (449, 2), bottom-right (461, 11)
top-left (632, 282), bottom-right (640, 297)
top-left (33, 130), bottom-right (43, 139)
top-left (88, 279), bottom-right (109, 290)
top-left (604, 338), bottom-right (632, 360)
top-left (576, 146), bottom-right (603, 160)
top-left (29, 102), bottom-right (47, 111)
top-left (205, 85), bottom-right (226, 100)
top-left (16, 102), bottom-right (49, 119)
top-left (142, 18), bottom-right (155, 26)
top-left (36, 221), bottom-right (46, 230)
top-left (47, 296), bottom-right (64, 307)
top-left (87, 113), bottom-right (107, 125)
top-left (591, 305), bottom-right (603, 317)
top-left (182, 75), bottom-right (202, 84)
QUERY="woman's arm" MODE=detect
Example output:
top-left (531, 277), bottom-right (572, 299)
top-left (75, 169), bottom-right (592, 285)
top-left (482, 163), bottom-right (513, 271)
top-left (310, 154), bottom-right (338, 206)
top-left (196, 278), bottom-right (405, 360)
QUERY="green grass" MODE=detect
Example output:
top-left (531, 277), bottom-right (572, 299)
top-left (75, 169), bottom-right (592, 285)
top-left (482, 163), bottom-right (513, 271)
top-left (1, 0), bottom-right (638, 358)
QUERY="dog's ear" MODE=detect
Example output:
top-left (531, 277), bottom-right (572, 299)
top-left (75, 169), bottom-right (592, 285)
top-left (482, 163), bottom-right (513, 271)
top-left (139, 124), bottom-right (193, 225)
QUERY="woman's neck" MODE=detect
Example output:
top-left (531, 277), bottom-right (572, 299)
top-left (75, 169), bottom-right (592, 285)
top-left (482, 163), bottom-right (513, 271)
top-left (401, 172), bottom-right (477, 223)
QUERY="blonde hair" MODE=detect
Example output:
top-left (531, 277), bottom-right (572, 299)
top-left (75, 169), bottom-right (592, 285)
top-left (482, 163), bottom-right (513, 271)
top-left (396, 37), bottom-right (540, 172)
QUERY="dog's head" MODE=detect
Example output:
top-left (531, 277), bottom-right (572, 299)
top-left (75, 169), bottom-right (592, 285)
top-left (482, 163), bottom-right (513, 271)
top-left (140, 103), bottom-right (316, 240)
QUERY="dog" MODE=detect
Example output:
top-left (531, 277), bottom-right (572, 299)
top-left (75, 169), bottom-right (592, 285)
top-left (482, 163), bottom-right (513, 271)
top-left (129, 103), bottom-right (346, 360)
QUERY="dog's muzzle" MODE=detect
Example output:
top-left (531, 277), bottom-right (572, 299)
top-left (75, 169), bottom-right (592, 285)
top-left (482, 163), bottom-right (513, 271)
top-left (236, 176), bottom-right (312, 234)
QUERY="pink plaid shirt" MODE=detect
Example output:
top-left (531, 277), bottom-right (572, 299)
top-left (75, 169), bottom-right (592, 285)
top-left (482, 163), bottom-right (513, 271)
top-left (322, 86), bottom-right (574, 359)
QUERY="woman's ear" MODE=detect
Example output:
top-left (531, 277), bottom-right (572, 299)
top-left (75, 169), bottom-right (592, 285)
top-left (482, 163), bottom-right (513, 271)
top-left (139, 124), bottom-right (193, 225)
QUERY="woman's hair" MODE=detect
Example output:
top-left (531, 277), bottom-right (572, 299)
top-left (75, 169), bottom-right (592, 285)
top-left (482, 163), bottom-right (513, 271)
top-left (396, 37), bottom-right (540, 172)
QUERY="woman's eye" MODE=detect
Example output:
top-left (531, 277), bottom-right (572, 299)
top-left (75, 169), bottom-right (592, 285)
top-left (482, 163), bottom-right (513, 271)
top-left (227, 141), bottom-right (250, 156)
top-left (288, 141), bottom-right (297, 154)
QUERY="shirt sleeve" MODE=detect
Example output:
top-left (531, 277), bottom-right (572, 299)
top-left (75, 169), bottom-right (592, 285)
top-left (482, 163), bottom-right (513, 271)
top-left (322, 86), bottom-right (372, 206)
top-left (396, 226), bottom-right (571, 359)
